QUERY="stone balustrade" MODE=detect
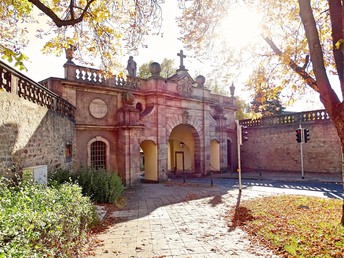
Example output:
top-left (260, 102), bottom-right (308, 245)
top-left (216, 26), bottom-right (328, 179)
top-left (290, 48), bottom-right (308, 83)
top-left (209, 93), bottom-right (235, 106)
top-left (0, 60), bottom-right (75, 121)
top-left (240, 109), bottom-right (329, 127)
top-left (64, 63), bottom-right (141, 88)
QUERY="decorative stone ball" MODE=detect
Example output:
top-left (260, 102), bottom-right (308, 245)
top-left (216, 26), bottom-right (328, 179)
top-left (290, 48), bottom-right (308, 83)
top-left (122, 92), bottom-right (135, 105)
top-left (196, 75), bottom-right (206, 87)
top-left (215, 105), bottom-right (224, 113)
top-left (149, 62), bottom-right (161, 76)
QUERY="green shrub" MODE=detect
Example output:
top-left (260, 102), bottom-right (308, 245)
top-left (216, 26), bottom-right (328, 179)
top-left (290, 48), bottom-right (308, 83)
top-left (0, 177), bottom-right (97, 257)
top-left (50, 167), bottom-right (124, 204)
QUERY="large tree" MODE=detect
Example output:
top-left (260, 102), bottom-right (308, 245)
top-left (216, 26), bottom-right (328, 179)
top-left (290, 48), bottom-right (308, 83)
top-left (0, 0), bottom-right (162, 71)
top-left (251, 91), bottom-right (285, 117)
top-left (178, 0), bottom-right (344, 224)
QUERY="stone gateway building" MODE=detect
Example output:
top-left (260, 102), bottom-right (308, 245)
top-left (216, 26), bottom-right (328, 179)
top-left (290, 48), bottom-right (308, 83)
top-left (41, 53), bottom-right (238, 186)
top-left (1, 54), bottom-right (342, 184)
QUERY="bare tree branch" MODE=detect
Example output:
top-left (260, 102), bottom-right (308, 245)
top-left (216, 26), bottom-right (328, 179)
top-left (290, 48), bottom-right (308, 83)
top-left (28, 0), bottom-right (96, 27)
top-left (298, 0), bottom-right (341, 116)
top-left (262, 36), bottom-right (319, 93)
top-left (328, 0), bottom-right (344, 99)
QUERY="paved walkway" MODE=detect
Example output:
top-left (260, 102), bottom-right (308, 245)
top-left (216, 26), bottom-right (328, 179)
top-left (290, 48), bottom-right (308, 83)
top-left (90, 181), bottom-right (278, 257)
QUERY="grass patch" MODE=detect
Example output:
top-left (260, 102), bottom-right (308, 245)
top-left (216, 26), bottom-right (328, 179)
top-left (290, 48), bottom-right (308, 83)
top-left (229, 195), bottom-right (344, 257)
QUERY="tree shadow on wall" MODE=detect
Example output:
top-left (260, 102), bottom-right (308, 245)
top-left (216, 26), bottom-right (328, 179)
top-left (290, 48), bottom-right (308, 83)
top-left (1, 110), bottom-right (74, 178)
top-left (0, 123), bottom-right (19, 178)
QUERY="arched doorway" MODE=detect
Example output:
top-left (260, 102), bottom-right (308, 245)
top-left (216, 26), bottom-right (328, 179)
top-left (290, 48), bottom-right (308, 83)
top-left (210, 139), bottom-right (220, 172)
top-left (168, 124), bottom-right (201, 174)
top-left (140, 140), bottom-right (158, 182)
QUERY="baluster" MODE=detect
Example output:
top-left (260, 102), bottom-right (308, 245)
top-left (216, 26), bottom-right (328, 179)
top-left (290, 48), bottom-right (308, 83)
top-left (116, 75), bottom-right (121, 87)
top-left (98, 73), bottom-right (103, 83)
top-left (36, 87), bottom-right (40, 105)
top-left (81, 70), bottom-right (86, 80)
top-left (29, 83), bottom-right (34, 102)
top-left (0, 67), bottom-right (11, 92)
top-left (76, 69), bottom-right (80, 80)
top-left (92, 72), bottom-right (96, 82)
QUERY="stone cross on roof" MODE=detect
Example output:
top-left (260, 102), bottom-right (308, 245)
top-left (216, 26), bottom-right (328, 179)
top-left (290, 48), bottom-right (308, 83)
top-left (177, 50), bottom-right (186, 70)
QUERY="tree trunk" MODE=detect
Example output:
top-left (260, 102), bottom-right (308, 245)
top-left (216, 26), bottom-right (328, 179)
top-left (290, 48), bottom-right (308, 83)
top-left (335, 113), bottom-right (344, 225)
top-left (298, 0), bottom-right (344, 225)
top-left (341, 146), bottom-right (344, 225)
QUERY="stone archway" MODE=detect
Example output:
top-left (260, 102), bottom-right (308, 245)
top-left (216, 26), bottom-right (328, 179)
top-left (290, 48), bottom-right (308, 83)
top-left (168, 124), bottom-right (201, 174)
top-left (140, 140), bottom-right (158, 182)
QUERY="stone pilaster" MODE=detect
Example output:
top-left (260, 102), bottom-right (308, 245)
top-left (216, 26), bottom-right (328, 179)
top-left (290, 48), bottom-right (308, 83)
top-left (117, 127), bottom-right (142, 186)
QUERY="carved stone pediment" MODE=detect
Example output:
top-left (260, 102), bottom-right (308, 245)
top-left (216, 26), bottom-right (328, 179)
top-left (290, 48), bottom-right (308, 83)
top-left (177, 76), bottom-right (194, 96)
top-left (169, 72), bottom-right (195, 97)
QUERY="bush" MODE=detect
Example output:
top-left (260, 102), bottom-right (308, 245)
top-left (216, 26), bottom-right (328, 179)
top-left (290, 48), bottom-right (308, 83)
top-left (50, 167), bottom-right (124, 204)
top-left (0, 177), bottom-right (97, 257)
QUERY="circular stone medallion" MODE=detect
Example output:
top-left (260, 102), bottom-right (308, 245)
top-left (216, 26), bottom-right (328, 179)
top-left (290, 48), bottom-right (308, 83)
top-left (89, 99), bottom-right (108, 118)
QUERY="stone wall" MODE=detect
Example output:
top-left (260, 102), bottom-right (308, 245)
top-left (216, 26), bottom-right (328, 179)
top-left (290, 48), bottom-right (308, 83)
top-left (0, 91), bottom-right (75, 176)
top-left (240, 111), bottom-right (341, 175)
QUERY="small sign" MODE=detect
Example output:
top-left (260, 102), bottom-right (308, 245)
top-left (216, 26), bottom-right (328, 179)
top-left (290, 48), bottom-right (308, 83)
top-left (23, 165), bottom-right (48, 185)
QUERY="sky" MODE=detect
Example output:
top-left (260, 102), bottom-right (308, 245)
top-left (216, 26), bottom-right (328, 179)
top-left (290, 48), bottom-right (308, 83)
top-left (19, 1), bottom-right (185, 81)
top-left (12, 0), bottom-right (328, 112)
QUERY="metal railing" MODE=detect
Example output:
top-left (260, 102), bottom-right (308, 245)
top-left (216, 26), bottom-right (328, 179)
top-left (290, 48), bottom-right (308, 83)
top-left (0, 60), bottom-right (75, 121)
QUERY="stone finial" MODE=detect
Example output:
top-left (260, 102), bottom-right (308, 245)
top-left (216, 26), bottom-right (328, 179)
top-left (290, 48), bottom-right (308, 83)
top-left (149, 62), bottom-right (161, 78)
top-left (65, 45), bottom-right (77, 65)
top-left (215, 105), bottom-right (224, 114)
top-left (230, 82), bottom-right (235, 97)
top-left (195, 75), bottom-right (206, 87)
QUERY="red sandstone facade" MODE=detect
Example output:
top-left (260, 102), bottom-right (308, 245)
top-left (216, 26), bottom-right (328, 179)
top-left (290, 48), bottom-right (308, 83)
top-left (42, 60), bottom-right (238, 186)
top-left (1, 60), bottom-right (342, 183)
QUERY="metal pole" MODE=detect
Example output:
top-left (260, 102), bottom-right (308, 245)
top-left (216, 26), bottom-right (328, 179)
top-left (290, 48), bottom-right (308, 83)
top-left (236, 121), bottom-right (242, 191)
top-left (299, 124), bottom-right (305, 179)
top-left (300, 141), bottom-right (304, 179)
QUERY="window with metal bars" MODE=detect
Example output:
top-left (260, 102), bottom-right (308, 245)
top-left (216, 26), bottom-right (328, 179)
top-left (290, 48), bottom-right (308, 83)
top-left (90, 141), bottom-right (106, 169)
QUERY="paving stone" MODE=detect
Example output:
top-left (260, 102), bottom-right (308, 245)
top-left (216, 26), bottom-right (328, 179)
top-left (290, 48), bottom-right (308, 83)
top-left (89, 183), bottom-right (279, 257)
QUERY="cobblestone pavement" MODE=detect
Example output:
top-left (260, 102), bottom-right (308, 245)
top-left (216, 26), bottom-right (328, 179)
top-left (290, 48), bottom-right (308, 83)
top-left (90, 181), bottom-right (279, 258)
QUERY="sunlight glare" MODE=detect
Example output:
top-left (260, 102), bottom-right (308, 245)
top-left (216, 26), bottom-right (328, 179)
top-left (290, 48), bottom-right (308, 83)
top-left (221, 6), bottom-right (262, 48)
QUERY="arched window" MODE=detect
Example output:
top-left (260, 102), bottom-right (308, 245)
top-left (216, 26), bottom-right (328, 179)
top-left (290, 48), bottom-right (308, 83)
top-left (87, 136), bottom-right (110, 170)
top-left (90, 141), bottom-right (106, 169)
